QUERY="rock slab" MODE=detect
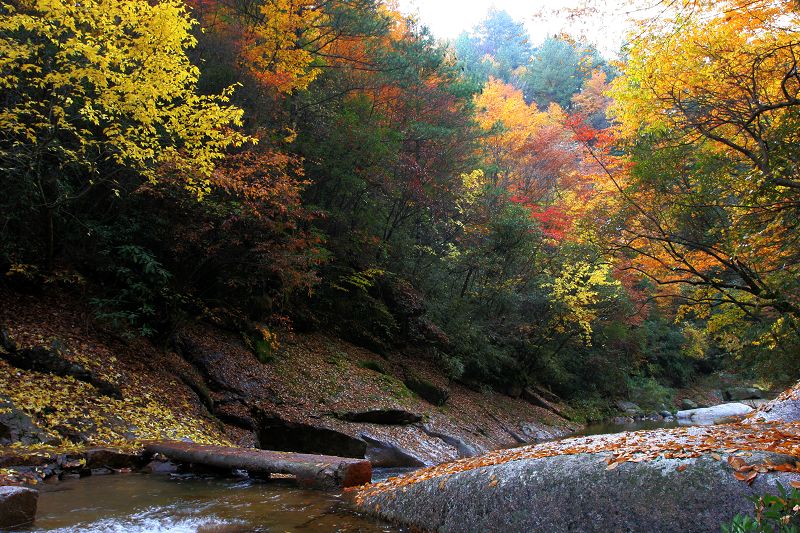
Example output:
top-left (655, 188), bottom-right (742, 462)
top-left (676, 403), bottom-right (753, 424)
top-left (355, 452), bottom-right (800, 533)
top-left (0, 486), bottom-right (38, 529)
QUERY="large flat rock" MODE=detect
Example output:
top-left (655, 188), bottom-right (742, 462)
top-left (353, 407), bottom-right (800, 533)
top-left (677, 402), bottom-right (753, 425)
top-left (355, 451), bottom-right (800, 532)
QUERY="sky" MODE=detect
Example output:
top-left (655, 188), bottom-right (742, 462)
top-left (395, 0), bottom-right (637, 56)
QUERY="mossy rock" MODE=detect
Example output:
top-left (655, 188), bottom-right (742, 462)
top-left (404, 377), bottom-right (449, 406)
top-left (359, 360), bottom-right (387, 374)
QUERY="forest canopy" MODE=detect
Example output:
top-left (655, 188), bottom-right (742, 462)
top-left (1, 0), bottom-right (798, 410)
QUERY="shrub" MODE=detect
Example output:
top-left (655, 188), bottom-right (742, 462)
top-left (722, 483), bottom-right (800, 532)
top-left (626, 376), bottom-right (673, 412)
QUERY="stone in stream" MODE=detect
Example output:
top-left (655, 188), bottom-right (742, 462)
top-left (85, 448), bottom-right (144, 470)
top-left (676, 402), bottom-right (752, 425)
top-left (615, 401), bottom-right (643, 416)
top-left (0, 486), bottom-right (38, 529)
top-left (141, 459), bottom-right (179, 474)
top-left (745, 384), bottom-right (800, 423)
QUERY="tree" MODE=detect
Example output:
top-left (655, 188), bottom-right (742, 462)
top-left (0, 0), bottom-right (248, 268)
top-left (453, 9), bottom-right (531, 83)
top-left (474, 78), bottom-right (581, 219)
top-left (522, 36), bottom-right (607, 109)
top-left (601, 0), bottom-right (800, 367)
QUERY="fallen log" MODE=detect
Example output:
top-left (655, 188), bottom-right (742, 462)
top-left (144, 441), bottom-right (371, 489)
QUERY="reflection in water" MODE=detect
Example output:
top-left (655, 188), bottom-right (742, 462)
top-left (571, 418), bottom-right (681, 437)
top-left (27, 474), bottom-right (402, 533)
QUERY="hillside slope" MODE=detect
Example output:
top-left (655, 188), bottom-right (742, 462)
top-left (0, 286), bottom-right (574, 468)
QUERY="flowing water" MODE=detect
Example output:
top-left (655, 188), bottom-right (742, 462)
top-left (23, 473), bottom-right (405, 532)
top-left (571, 418), bottom-right (681, 437)
top-left (18, 419), bottom-right (697, 532)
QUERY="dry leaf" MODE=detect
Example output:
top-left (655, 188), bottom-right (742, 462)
top-left (710, 453), bottom-right (722, 461)
top-left (734, 471), bottom-right (758, 484)
top-left (606, 461), bottom-right (620, 470)
top-left (676, 464), bottom-right (687, 472)
top-left (728, 456), bottom-right (747, 471)
top-left (790, 481), bottom-right (800, 489)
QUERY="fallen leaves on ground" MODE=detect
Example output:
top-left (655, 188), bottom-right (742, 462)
top-left (353, 421), bottom-right (800, 504)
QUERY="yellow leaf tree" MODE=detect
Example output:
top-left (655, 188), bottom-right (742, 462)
top-left (600, 0), bottom-right (800, 360)
top-left (0, 0), bottom-right (250, 266)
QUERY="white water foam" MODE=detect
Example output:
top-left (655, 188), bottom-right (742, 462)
top-left (40, 506), bottom-right (245, 533)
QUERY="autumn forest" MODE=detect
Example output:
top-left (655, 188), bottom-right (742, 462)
top-left (2, 0), bottom-right (799, 413)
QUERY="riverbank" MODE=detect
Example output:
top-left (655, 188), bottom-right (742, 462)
top-left (0, 285), bottom-right (574, 486)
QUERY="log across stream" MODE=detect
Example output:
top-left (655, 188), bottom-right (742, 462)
top-left (143, 441), bottom-right (372, 489)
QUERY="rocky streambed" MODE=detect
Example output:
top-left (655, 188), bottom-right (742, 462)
top-left (0, 397), bottom-right (779, 531)
top-left (352, 388), bottom-right (800, 532)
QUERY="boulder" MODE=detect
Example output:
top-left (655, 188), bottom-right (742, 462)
top-left (723, 387), bottom-right (764, 401)
top-left (676, 403), bottom-right (753, 425)
top-left (255, 414), bottom-right (367, 458)
top-left (0, 451), bottom-right (55, 469)
top-left (0, 486), bottom-right (38, 529)
top-left (746, 386), bottom-right (800, 424)
top-left (355, 452), bottom-right (800, 533)
top-left (680, 398), bottom-right (699, 410)
top-left (354, 384), bottom-right (800, 532)
top-left (141, 459), bottom-right (179, 474)
top-left (0, 397), bottom-right (56, 446)
top-left (0, 338), bottom-right (121, 399)
top-left (381, 277), bottom-right (425, 318)
top-left (406, 317), bottom-right (451, 348)
top-left (85, 448), bottom-right (143, 470)
top-left (337, 409), bottom-right (422, 425)
top-left (361, 435), bottom-right (427, 468)
top-left (615, 401), bottom-right (642, 416)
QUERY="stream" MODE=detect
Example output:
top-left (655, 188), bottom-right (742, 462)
top-left (18, 419), bottom-right (688, 532)
top-left (23, 473), bottom-right (405, 532)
